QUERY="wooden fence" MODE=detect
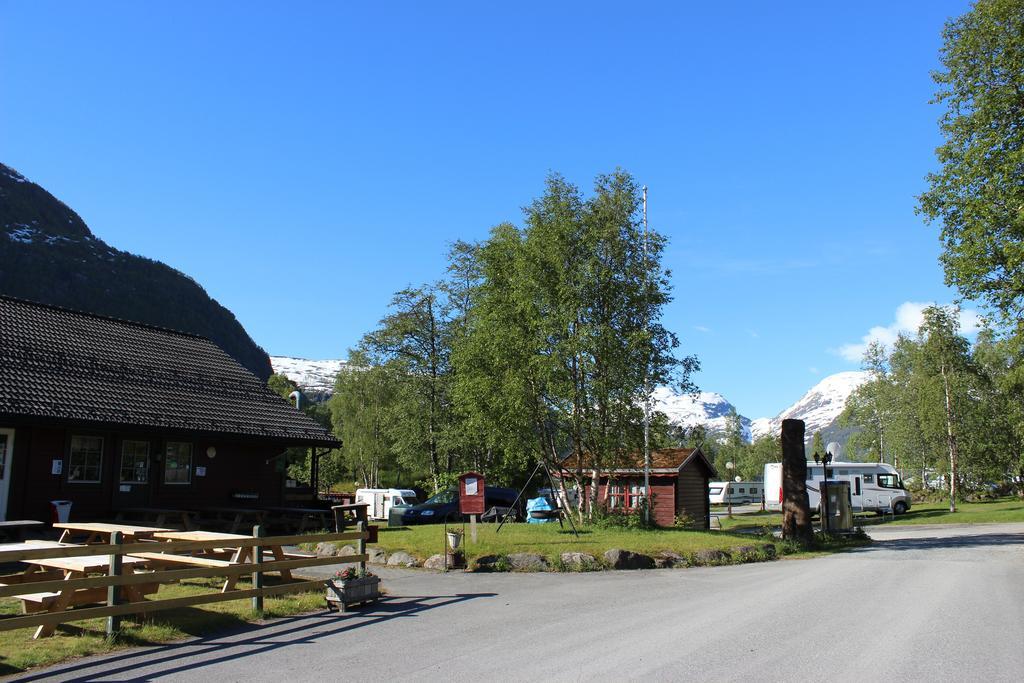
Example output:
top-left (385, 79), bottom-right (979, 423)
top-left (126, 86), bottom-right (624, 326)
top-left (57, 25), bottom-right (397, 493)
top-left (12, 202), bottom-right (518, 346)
top-left (0, 524), bottom-right (372, 639)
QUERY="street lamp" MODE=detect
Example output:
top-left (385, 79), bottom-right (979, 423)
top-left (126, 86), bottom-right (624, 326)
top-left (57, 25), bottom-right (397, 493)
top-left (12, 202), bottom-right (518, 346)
top-left (725, 462), bottom-right (735, 518)
top-left (813, 450), bottom-right (833, 533)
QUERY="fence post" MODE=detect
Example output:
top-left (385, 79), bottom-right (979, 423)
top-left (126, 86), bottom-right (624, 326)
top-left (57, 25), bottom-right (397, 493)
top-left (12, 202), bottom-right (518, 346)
top-left (252, 524), bottom-right (264, 613)
top-left (356, 520), bottom-right (366, 574)
top-left (106, 530), bottom-right (123, 638)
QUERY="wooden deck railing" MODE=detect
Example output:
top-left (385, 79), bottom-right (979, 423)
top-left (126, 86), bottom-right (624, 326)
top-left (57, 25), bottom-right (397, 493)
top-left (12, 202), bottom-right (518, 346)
top-left (0, 524), bottom-right (372, 638)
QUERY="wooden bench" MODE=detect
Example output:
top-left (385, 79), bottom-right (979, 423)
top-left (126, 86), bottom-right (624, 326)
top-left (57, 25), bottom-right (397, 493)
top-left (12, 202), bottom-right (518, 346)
top-left (17, 582), bottom-right (158, 614)
top-left (130, 552), bottom-right (234, 569)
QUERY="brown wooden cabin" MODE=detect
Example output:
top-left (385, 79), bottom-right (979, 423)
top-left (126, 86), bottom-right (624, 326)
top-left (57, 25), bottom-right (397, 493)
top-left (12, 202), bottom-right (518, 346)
top-left (0, 296), bottom-right (339, 522)
top-left (559, 447), bottom-right (717, 529)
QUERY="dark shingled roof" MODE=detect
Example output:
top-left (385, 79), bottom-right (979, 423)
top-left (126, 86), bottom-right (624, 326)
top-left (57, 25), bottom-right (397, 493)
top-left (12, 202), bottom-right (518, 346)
top-left (559, 447), bottom-right (717, 477)
top-left (0, 296), bottom-right (338, 446)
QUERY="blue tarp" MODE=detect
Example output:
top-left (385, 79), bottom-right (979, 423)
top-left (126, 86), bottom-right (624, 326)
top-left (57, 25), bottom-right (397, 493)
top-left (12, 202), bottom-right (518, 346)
top-left (526, 496), bottom-right (554, 524)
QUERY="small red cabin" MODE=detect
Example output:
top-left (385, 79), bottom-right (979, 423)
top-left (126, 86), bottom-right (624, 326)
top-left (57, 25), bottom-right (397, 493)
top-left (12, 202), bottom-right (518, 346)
top-left (558, 447), bottom-right (716, 528)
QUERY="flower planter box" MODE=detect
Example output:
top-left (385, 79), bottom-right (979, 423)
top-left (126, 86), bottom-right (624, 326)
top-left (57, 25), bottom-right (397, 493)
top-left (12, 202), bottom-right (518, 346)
top-left (325, 575), bottom-right (380, 612)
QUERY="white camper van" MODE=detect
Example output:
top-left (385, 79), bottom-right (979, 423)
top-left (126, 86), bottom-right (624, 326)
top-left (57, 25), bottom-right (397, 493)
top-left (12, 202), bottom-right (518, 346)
top-left (354, 488), bottom-right (421, 521)
top-left (763, 461), bottom-right (911, 515)
top-left (708, 481), bottom-right (763, 505)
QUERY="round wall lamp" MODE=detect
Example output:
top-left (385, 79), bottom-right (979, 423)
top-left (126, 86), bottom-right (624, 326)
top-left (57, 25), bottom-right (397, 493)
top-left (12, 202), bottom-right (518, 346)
top-left (206, 446), bottom-right (217, 459)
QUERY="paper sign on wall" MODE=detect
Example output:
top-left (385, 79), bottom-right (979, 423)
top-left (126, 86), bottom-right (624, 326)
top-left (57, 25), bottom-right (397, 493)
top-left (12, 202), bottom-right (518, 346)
top-left (196, 466), bottom-right (207, 477)
top-left (51, 459), bottom-right (62, 475)
top-left (465, 477), bottom-right (478, 496)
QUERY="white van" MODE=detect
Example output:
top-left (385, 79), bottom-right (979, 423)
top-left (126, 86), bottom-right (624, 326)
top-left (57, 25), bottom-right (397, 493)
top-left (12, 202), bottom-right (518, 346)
top-left (708, 481), bottom-right (763, 505)
top-left (763, 461), bottom-right (912, 514)
top-left (354, 488), bottom-right (421, 521)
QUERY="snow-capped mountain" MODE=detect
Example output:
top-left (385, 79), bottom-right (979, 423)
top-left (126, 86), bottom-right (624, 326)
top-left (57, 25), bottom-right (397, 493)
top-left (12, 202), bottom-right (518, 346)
top-left (652, 387), bottom-right (752, 441)
top-left (270, 356), bottom-right (349, 399)
top-left (749, 371), bottom-right (870, 441)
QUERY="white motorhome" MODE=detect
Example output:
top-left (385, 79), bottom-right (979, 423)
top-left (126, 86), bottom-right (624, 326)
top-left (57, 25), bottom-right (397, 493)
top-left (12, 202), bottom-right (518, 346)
top-left (708, 481), bottom-right (763, 505)
top-left (354, 488), bottom-right (420, 521)
top-left (763, 461), bottom-right (912, 515)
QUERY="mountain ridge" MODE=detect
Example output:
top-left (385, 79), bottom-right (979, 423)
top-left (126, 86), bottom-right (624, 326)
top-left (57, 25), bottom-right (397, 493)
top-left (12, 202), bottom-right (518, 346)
top-left (0, 162), bottom-right (272, 379)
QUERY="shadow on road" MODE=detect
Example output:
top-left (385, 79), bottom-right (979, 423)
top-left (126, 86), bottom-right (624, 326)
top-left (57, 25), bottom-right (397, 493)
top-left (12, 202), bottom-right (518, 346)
top-left (855, 532), bottom-right (1024, 553)
top-left (9, 593), bottom-right (497, 682)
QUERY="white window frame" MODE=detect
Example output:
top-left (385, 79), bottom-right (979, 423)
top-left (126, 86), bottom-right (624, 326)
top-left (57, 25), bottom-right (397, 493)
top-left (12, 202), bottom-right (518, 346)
top-left (68, 435), bottom-right (104, 483)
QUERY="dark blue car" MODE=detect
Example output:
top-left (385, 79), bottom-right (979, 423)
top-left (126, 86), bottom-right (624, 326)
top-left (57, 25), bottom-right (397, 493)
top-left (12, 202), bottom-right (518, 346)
top-left (400, 486), bottom-right (519, 524)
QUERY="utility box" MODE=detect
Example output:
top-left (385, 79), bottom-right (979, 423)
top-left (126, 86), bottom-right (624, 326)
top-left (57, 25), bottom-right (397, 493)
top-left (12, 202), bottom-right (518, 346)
top-left (823, 480), bottom-right (853, 532)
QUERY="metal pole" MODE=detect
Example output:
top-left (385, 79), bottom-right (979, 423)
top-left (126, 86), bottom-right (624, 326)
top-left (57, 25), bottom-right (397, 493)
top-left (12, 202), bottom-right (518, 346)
top-left (642, 185), bottom-right (651, 524)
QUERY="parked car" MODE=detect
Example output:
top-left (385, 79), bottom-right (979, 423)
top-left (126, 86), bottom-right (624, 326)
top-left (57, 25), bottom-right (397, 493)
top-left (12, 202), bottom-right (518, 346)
top-left (400, 486), bottom-right (520, 524)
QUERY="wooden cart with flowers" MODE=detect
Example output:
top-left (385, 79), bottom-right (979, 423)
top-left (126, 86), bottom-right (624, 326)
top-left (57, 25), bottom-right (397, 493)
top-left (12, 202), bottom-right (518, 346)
top-left (326, 567), bottom-right (380, 612)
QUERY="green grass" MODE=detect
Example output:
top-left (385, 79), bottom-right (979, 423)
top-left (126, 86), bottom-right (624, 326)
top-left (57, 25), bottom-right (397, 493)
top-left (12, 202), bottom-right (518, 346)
top-left (866, 496), bottom-right (1024, 526)
top-left (375, 522), bottom-right (771, 563)
top-left (0, 577), bottom-right (324, 676)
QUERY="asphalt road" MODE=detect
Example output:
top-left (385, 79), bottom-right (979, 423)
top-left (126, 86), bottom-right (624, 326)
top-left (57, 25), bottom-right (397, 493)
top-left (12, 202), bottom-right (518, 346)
top-left (16, 523), bottom-right (1024, 682)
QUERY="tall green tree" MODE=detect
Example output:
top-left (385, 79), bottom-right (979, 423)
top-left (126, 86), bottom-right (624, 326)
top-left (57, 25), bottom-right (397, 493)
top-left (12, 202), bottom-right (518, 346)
top-left (918, 0), bottom-right (1024, 330)
top-left (330, 353), bottom-right (398, 488)
top-left (452, 171), bottom-right (697, 520)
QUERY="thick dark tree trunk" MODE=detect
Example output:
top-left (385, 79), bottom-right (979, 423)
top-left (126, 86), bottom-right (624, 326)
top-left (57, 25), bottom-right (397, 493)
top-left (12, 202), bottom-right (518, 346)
top-left (781, 419), bottom-right (814, 547)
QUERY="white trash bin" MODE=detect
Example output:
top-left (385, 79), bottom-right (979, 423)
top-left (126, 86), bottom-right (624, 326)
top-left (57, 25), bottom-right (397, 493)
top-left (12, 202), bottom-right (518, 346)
top-left (50, 500), bottom-right (73, 523)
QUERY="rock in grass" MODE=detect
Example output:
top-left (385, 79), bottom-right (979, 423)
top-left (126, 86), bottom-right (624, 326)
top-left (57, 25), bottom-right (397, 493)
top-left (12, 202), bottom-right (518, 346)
top-left (760, 543), bottom-right (777, 558)
top-left (423, 554), bottom-right (446, 570)
top-left (655, 550), bottom-right (686, 568)
top-left (367, 547), bottom-right (388, 564)
top-left (603, 549), bottom-right (655, 570)
top-left (560, 552), bottom-right (598, 570)
top-left (508, 552), bottom-right (549, 571)
top-left (471, 554), bottom-right (506, 572)
top-left (732, 545), bottom-right (761, 561)
top-left (336, 544), bottom-right (358, 557)
top-left (386, 551), bottom-right (419, 567)
top-left (692, 549), bottom-right (731, 566)
top-left (315, 542), bottom-right (336, 557)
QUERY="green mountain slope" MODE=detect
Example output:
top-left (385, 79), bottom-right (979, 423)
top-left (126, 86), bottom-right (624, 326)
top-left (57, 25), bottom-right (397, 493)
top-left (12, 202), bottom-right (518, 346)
top-left (0, 163), bottom-right (272, 380)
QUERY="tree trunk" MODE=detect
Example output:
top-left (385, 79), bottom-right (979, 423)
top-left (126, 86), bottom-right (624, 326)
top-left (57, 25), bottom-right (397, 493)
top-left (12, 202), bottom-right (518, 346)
top-left (781, 419), bottom-right (814, 547)
top-left (941, 363), bottom-right (959, 513)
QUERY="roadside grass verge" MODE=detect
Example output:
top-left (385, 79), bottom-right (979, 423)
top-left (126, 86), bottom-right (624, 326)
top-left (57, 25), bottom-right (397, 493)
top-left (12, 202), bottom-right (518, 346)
top-left (0, 577), bottom-right (324, 677)
top-left (370, 522), bottom-right (867, 569)
top-left (861, 497), bottom-right (1024, 526)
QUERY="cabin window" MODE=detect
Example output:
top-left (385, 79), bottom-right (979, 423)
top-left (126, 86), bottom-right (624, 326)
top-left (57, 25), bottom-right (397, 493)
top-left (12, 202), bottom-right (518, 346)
top-left (738, 488), bottom-right (746, 493)
top-left (68, 435), bottom-right (103, 483)
top-left (608, 482), bottom-right (644, 509)
top-left (838, 469), bottom-right (850, 476)
top-left (863, 474), bottom-right (874, 484)
top-left (709, 487), bottom-right (723, 495)
top-left (164, 442), bottom-right (193, 484)
top-left (120, 440), bottom-right (150, 483)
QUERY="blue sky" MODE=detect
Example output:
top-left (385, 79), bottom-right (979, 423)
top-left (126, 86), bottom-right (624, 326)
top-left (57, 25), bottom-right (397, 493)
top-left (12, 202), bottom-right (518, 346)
top-left (1, 1), bottom-right (976, 418)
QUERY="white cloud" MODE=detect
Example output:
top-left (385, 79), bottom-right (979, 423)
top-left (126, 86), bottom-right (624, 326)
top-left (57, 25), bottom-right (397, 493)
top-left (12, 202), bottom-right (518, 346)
top-left (835, 301), bottom-right (982, 363)
top-left (694, 325), bottom-right (711, 333)
top-left (809, 367), bottom-right (819, 375)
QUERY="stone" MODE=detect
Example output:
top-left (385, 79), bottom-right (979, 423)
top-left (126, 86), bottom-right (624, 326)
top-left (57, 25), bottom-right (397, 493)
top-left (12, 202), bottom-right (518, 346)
top-left (603, 549), bottom-right (655, 570)
top-left (692, 549), bottom-right (731, 566)
top-left (315, 542), bottom-right (338, 557)
top-left (386, 551), bottom-right (419, 567)
top-left (655, 550), bottom-right (686, 568)
top-left (471, 554), bottom-right (506, 572)
top-left (367, 547), bottom-right (388, 564)
top-left (760, 543), bottom-right (777, 559)
top-left (732, 545), bottom-right (760, 561)
top-left (508, 552), bottom-right (549, 571)
top-left (560, 552), bottom-right (598, 570)
top-left (423, 554), bottom-right (446, 570)
top-left (337, 544), bottom-right (358, 557)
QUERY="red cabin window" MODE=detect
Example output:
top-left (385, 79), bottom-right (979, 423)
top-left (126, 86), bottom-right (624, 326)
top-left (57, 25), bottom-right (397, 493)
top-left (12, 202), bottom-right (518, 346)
top-left (608, 481), bottom-right (644, 509)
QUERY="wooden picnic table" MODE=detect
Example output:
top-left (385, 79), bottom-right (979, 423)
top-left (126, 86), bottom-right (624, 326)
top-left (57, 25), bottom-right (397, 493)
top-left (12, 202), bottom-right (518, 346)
top-left (197, 507), bottom-right (266, 534)
top-left (53, 522), bottom-right (175, 544)
top-left (152, 530), bottom-right (311, 592)
top-left (330, 502), bottom-right (369, 531)
top-left (114, 507), bottom-right (198, 531)
top-left (0, 520), bottom-right (46, 542)
top-left (16, 554), bottom-right (157, 639)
